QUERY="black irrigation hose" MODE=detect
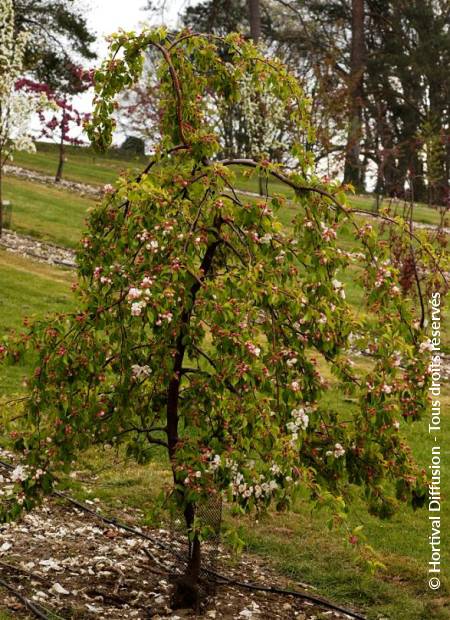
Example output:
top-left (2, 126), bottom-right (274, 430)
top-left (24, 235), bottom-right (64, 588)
top-left (205, 570), bottom-right (367, 620)
top-left (0, 575), bottom-right (64, 620)
top-left (0, 459), bottom-right (366, 620)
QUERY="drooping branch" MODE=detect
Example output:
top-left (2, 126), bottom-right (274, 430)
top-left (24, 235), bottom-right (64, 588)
top-left (216, 157), bottom-right (448, 286)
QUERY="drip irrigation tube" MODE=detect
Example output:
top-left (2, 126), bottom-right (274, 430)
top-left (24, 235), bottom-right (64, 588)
top-left (0, 575), bottom-right (64, 620)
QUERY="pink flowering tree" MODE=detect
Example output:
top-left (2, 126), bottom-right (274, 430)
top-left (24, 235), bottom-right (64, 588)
top-left (17, 67), bottom-right (93, 183)
top-left (1, 29), bottom-right (445, 605)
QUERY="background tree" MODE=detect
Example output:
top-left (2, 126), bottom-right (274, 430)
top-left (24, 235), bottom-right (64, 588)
top-left (12, 0), bottom-right (97, 90)
top-left (120, 135), bottom-right (146, 156)
top-left (343, 0), bottom-right (365, 190)
top-left (1, 29), bottom-right (439, 608)
top-left (17, 67), bottom-right (93, 182)
top-left (364, 0), bottom-right (450, 204)
top-left (248, 0), bottom-right (262, 42)
top-left (115, 52), bottom-right (162, 153)
top-left (175, 0), bottom-right (449, 202)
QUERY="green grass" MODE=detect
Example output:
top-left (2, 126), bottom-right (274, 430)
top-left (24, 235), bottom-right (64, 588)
top-left (234, 375), bottom-right (450, 620)
top-left (0, 250), bottom-right (74, 396)
top-left (230, 165), bottom-right (448, 227)
top-left (4, 176), bottom-right (95, 248)
top-left (350, 194), bottom-right (449, 228)
top-left (13, 142), bottom-right (146, 186)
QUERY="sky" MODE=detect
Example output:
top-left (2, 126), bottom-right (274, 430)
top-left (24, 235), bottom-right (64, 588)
top-left (74, 0), bottom-right (196, 120)
top-left (83, 0), bottom-right (190, 58)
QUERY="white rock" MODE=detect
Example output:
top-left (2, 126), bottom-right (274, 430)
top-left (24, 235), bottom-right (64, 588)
top-left (50, 582), bottom-right (70, 596)
top-left (40, 559), bottom-right (62, 572)
top-left (86, 603), bottom-right (103, 613)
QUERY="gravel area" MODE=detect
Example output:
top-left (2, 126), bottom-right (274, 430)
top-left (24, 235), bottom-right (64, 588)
top-left (0, 455), bottom-right (358, 620)
top-left (0, 228), bottom-right (76, 268)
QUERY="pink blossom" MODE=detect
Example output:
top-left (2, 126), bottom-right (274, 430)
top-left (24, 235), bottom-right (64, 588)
top-left (245, 341), bottom-right (261, 357)
top-left (291, 381), bottom-right (300, 392)
top-left (128, 287), bottom-right (142, 301)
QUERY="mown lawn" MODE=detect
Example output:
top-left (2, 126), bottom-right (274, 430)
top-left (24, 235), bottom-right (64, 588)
top-left (0, 250), bottom-right (74, 395)
top-left (230, 165), bottom-right (448, 227)
top-left (0, 243), bottom-right (448, 619)
top-left (11, 143), bottom-right (448, 228)
top-left (13, 142), bottom-right (146, 186)
top-left (59, 384), bottom-right (449, 620)
top-left (3, 176), bottom-right (96, 248)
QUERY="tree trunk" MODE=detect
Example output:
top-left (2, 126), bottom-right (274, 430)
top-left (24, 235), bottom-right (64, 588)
top-left (167, 220), bottom-right (222, 609)
top-left (343, 0), bottom-right (365, 192)
top-left (247, 2), bottom-right (264, 192)
top-left (247, 0), bottom-right (261, 43)
top-left (409, 149), bottom-right (427, 203)
top-left (171, 500), bottom-right (202, 611)
top-left (55, 107), bottom-right (66, 183)
top-left (184, 503), bottom-right (201, 581)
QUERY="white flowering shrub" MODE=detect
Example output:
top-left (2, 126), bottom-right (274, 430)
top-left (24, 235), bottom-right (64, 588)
top-left (0, 0), bottom-right (46, 231)
top-left (240, 72), bottom-right (288, 159)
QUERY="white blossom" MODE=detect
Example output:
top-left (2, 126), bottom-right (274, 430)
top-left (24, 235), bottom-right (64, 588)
top-left (333, 443), bottom-right (345, 458)
top-left (245, 341), bottom-right (261, 357)
top-left (290, 380), bottom-right (300, 392)
top-left (131, 364), bottom-right (152, 379)
top-left (146, 239), bottom-right (159, 252)
top-left (11, 465), bottom-right (28, 482)
top-left (128, 287), bottom-right (142, 300)
top-left (419, 340), bottom-right (433, 353)
top-left (292, 407), bottom-right (309, 430)
top-left (259, 233), bottom-right (273, 244)
top-left (131, 301), bottom-right (146, 316)
top-left (331, 278), bottom-right (346, 299)
top-left (239, 73), bottom-right (288, 156)
top-left (208, 454), bottom-right (221, 472)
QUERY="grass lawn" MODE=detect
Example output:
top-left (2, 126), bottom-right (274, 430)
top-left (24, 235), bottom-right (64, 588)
top-left (59, 380), bottom-right (449, 620)
top-left (11, 143), bottom-right (448, 228)
top-left (4, 176), bottom-right (96, 248)
top-left (229, 165), bottom-right (448, 227)
top-left (0, 250), bottom-right (74, 396)
top-left (13, 142), bottom-right (146, 187)
top-left (0, 244), bottom-right (447, 619)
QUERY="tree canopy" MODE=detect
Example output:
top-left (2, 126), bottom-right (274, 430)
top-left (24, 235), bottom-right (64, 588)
top-left (13, 0), bottom-right (97, 90)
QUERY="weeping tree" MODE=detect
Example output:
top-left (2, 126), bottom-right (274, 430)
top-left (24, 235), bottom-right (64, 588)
top-left (1, 28), bottom-right (443, 608)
